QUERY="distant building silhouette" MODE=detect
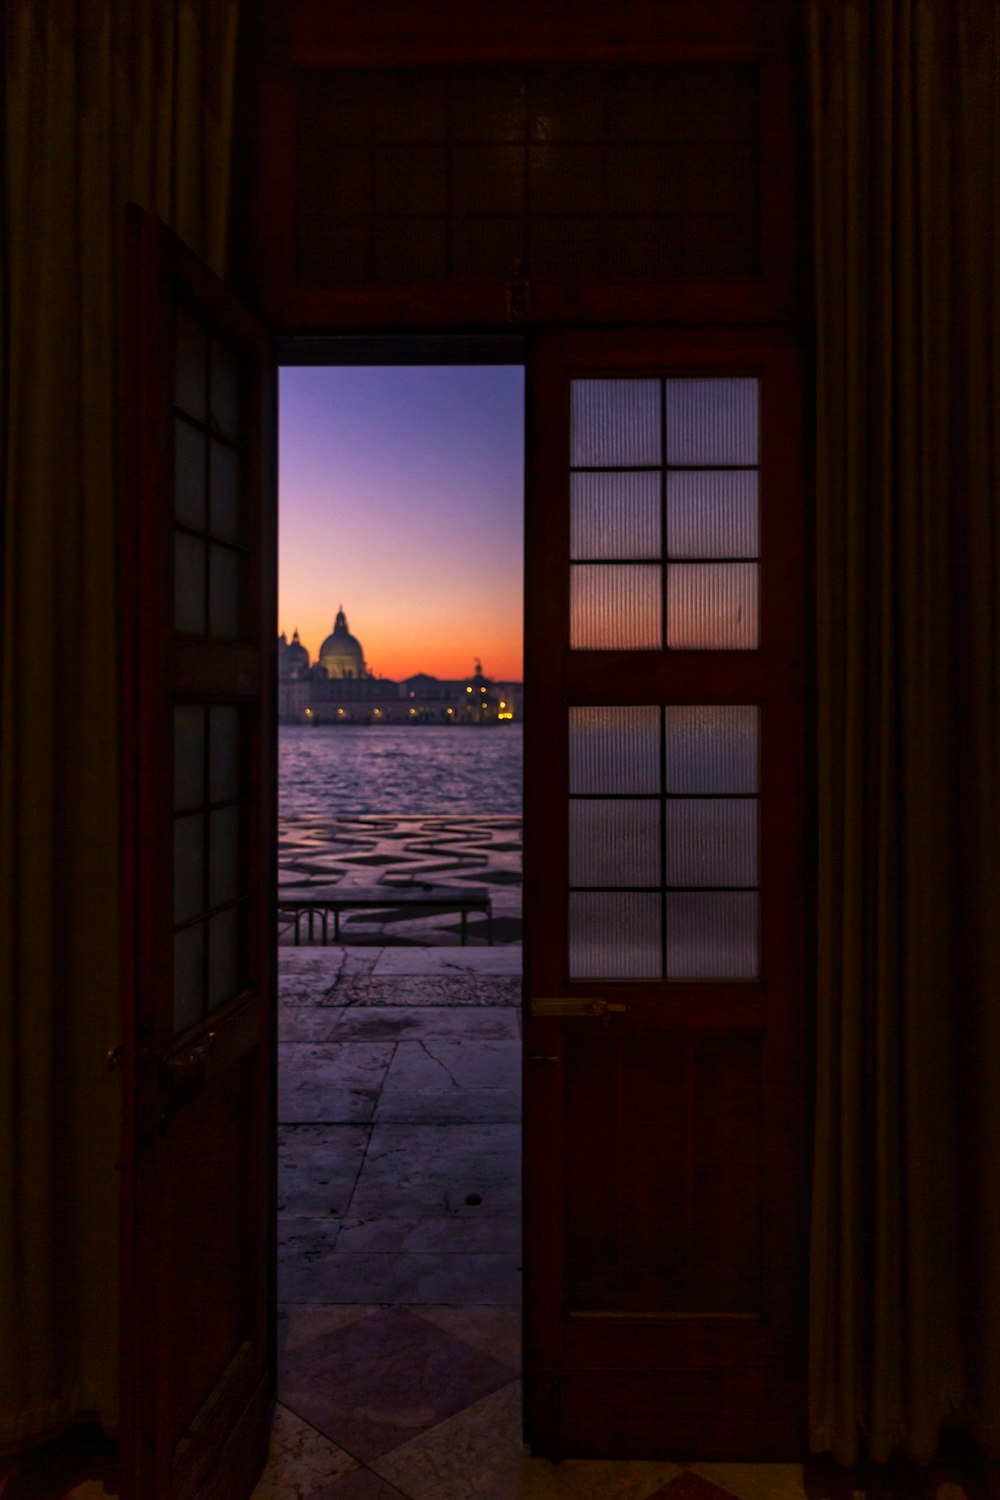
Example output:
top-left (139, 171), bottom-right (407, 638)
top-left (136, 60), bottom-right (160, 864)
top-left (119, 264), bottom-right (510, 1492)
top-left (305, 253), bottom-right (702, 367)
top-left (277, 610), bottom-right (522, 725)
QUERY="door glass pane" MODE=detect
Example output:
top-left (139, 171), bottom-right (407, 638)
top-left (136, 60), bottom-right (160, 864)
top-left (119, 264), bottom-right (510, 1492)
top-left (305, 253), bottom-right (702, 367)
top-left (571, 564), bottom-right (661, 649)
top-left (666, 891), bottom-right (758, 978)
top-left (666, 562), bottom-right (757, 649)
top-left (209, 545), bottom-right (240, 639)
top-left (210, 338), bottom-right (241, 440)
top-left (664, 378), bottom-right (758, 465)
top-left (571, 471), bottom-right (660, 559)
top-left (664, 705), bottom-right (758, 793)
top-left (175, 311), bottom-right (207, 421)
top-left (208, 805), bottom-right (241, 907)
top-left (209, 706), bottom-right (240, 803)
top-left (571, 380), bottom-right (661, 466)
top-left (209, 441), bottom-right (240, 544)
top-left (175, 532), bottom-right (206, 634)
top-left (569, 892), bottom-right (661, 979)
top-left (569, 800), bottom-right (660, 887)
top-left (569, 706), bottom-right (660, 794)
top-left (174, 705), bottom-right (205, 812)
top-left (665, 799), bottom-right (757, 887)
top-left (175, 420), bottom-right (206, 530)
top-left (666, 470), bottom-right (758, 558)
top-left (174, 922), bottom-right (205, 1032)
top-left (208, 906), bottom-right (241, 1011)
top-left (174, 813), bottom-right (204, 923)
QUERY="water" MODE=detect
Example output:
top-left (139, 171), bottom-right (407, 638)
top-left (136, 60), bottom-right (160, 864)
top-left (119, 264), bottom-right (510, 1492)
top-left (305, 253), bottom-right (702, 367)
top-left (279, 723), bottom-right (523, 818)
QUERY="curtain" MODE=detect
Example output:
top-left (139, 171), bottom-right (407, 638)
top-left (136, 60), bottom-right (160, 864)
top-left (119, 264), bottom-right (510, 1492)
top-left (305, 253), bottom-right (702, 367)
top-left (808, 0), bottom-right (1000, 1467)
top-left (0, 0), bottom-right (238, 1449)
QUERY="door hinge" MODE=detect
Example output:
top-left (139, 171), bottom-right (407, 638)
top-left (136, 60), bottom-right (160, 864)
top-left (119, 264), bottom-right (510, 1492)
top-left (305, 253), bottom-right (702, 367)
top-left (530, 997), bottom-right (630, 1018)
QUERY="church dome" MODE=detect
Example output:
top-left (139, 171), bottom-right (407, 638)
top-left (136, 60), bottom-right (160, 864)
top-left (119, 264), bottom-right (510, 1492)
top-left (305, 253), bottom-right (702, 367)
top-left (286, 628), bottom-right (309, 675)
top-left (318, 607), bottom-right (367, 680)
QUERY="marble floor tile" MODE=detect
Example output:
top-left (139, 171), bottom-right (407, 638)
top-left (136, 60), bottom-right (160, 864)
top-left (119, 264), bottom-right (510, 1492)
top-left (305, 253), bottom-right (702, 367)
top-left (250, 1403), bottom-right (359, 1499)
top-left (373, 947), bottom-right (523, 977)
top-left (315, 974), bottom-right (522, 1009)
top-left (305, 1468), bottom-right (410, 1498)
top-left (334, 1213), bottom-right (520, 1253)
top-left (278, 1125), bottom-right (371, 1217)
top-left (686, 1465), bottom-right (808, 1500)
top-left (414, 1305), bottom-right (522, 1371)
top-left (278, 1042), bottom-right (396, 1123)
top-left (380, 1038), bottom-right (521, 1093)
top-left (279, 1307), bottom-right (516, 1464)
top-left (373, 1088), bottom-right (522, 1125)
top-left (349, 1123), bottom-right (520, 1219)
top-left (280, 1246), bottom-right (522, 1305)
top-left (280, 1304), bottom-right (380, 1355)
top-left (372, 1382), bottom-right (683, 1500)
top-left (280, 1004), bottom-right (521, 1044)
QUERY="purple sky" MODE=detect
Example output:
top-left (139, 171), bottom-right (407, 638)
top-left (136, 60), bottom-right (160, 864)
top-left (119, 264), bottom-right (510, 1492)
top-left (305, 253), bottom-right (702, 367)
top-left (279, 366), bottom-right (525, 681)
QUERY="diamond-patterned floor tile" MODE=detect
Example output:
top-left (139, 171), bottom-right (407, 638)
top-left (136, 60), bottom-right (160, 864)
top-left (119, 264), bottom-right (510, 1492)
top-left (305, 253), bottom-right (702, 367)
top-left (279, 1306), bottom-right (516, 1463)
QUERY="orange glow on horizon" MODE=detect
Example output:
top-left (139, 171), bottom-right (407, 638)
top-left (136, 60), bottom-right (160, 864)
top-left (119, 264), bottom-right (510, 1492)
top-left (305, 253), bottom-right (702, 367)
top-left (279, 366), bottom-right (524, 685)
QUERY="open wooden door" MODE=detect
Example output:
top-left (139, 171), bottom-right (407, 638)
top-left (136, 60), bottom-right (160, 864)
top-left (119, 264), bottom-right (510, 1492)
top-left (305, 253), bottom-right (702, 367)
top-left (119, 208), bottom-right (277, 1500)
top-left (523, 328), bottom-right (806, 1459)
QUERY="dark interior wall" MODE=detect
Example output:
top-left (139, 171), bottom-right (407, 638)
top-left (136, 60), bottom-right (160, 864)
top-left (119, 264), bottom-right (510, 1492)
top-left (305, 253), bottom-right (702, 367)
top-left (241, 0), bottom-right (805, 333)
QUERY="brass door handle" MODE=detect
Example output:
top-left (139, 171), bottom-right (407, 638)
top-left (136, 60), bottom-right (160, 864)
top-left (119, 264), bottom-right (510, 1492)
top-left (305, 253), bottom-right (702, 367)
top-left (530, 997), bottom-right (630, 1018)
top-left (162, 1031), bottom-right (217, 1083)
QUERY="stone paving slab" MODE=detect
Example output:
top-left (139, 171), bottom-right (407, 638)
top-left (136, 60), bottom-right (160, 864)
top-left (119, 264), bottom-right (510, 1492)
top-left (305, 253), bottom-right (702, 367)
top-left (280, 1003), bottom-right (520, 1043)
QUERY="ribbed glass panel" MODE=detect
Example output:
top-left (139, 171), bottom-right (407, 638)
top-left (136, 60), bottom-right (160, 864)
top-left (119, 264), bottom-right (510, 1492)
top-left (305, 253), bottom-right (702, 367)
top-left (665, 799), bottom-right (757, 887)
top-left (175, 532), bottom-right (206, 634)
top-left (174, 813), bottom-right (204, 923)
top-left (570, 471), bottom-right (660, 559)
top-left (208, 907), bottom-right (240, 1011)
top-left (209, 545), bottom-right (240, 639)
top-left (174, 705), bottom-right (205, 812)
top-left (571, 564), bottom-right (662, 649)
top-left (666, 470), bottom-right (758, 558)
top-left (209, 441), bottom-right (240, 544)
top-left (175, 311), bottom-right (207, 421)
top-left (569, 892), bottom-right (662, 979)
top-left (667, 563), bottom-right (758, 649)
top-left (175, 420), bottom-right (206, 530)
top-left (664, 378), bottom-right (758, 465)
top-left (174, 923), bottom-right (205, 1033)
top-left (569, 799), bottom-right (660, 887)
top-left (664, 705), bottom-right (758, 793)
top-left (209, 806), bottom-right (241, 907)
top-left (570, 380), bottom-right (661, 466)
top-left (569, 706), bottom-right (660, 794)
top-left (209, 706), bottom-right (240, 803)
top-left (210, 339), bottom-right (241, 440)
top-left (666, 892), bottom-right (758, 978)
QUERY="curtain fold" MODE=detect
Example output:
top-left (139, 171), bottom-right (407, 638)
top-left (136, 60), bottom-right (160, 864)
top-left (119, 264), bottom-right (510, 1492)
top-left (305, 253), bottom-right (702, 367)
top-left (0, 0), bottom-right (238, 1449)
top-left (808, 0), bottom-right (1000, 1467)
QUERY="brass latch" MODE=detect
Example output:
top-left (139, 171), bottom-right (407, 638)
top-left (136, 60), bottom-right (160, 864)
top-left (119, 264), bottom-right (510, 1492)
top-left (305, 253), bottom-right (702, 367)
top-left (530, 997), bottom-right (630, 1018)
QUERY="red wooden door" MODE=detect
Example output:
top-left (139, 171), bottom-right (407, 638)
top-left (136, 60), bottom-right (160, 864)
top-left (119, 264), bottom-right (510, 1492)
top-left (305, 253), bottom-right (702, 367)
top-left (119, 209), bottom-right (277, 1500)
top-left (522, 328), bottom-right (806, 1458)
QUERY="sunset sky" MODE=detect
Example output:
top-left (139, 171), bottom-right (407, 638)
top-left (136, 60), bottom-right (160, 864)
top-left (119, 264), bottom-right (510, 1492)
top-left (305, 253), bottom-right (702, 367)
top-left (278, 366), bottom-right (525, 682)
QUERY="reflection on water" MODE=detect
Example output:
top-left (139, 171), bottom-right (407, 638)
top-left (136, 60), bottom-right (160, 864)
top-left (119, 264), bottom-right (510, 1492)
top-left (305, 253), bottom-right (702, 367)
top-left (279, 723), bottom-right (523, 818)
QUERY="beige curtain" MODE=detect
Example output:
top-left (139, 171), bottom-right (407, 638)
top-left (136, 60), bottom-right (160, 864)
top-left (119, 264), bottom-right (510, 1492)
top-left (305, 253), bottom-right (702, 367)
top-left (808, 0), bottom-right (1000, 1468)
top-left (0, 0), bottom-right (238, 1450)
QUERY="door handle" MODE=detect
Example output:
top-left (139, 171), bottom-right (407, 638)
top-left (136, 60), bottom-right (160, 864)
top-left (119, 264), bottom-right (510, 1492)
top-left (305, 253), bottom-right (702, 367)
top-left (161, 1031), bottom-right (217, 1084)
top-left (530, 997), bottom-right (630, 1018)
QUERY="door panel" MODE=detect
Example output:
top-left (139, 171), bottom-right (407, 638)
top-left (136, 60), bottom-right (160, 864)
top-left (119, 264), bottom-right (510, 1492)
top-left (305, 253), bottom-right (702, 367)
top-left (523, 328), bottom-right (805, 1459)
top-left (120, 208), bottom-right (276, 1500)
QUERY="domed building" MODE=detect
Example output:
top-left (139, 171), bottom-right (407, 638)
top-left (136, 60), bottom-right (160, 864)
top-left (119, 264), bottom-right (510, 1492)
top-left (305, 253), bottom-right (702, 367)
top-left (285, 628), bottom-right (309, 677)
top-left (318, 607), bottom-right (367, 680)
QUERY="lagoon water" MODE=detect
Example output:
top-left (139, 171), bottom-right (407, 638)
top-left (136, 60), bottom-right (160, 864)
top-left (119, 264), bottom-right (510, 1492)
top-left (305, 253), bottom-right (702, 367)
top-left (279, 723), bottom-right (523, 818)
